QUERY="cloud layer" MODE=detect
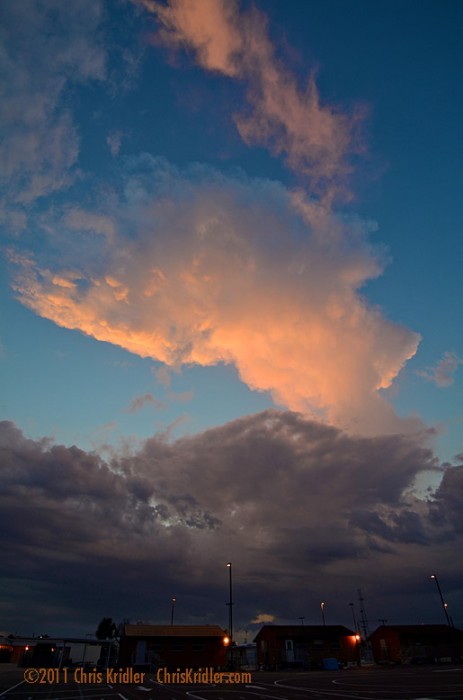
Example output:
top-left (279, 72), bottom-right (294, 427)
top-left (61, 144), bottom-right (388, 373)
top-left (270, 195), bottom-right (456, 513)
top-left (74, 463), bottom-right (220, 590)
top-left (1, 416), bottom-right (460, 634)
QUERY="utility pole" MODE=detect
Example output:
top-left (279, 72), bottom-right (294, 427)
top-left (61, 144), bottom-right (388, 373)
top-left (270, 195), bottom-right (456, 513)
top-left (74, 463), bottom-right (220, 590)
top-left (357, 589), bottom-right (374, 664)
top-left (320, 602), bottom-right (326, 626)
top-left (226, 563), bottom-right (234, 670)
top-left (349, 602), bottom-right (358, 633)
top-left (430, 575), bottom-right (452, 627)
top-left (170, 597), bottom-right (176, 626)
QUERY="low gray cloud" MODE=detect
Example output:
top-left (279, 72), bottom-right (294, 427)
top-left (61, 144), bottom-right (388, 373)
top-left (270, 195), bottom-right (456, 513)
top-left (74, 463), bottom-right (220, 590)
top-left (429, 464), bottom-right (463, 535)
top-left (1, 414), bottom-right (461, 635)
top-left (418, 351), bottom-right (463, 388)
top-left (128, 392), bottom-right (165, 412)
top-left (350, 508), bottom-right (430, 546)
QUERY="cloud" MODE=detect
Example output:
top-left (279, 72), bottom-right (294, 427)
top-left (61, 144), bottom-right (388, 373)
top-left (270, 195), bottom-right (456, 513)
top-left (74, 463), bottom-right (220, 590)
top-left (4, 2), bottom-right (421, 439)
top-left (107, 131), bottom-right (123, 157)
top-left (11, 158), bottom-right (420, 436)
top-left (429, 464), bottom-right (463, 535)
top-left (141, 0), bottom-right (243, 77)
top-left (251, 613), bottom-right (275, 624)
top-left (128, 392), bottom-right (165, 412)
top-left (0, 0), bottom-right (107, 214)
top-left (0, 415), bottom-right (460, 634)
top-left (152, 365), bottom-right (174, 387)
top-left (138, 0), bottom-right (363, 201)
top-left (349, 508), bottom-right (430, 546)
top-left (63, 207), bottom-right (116, 243)
top-left (166, 390), bottom-right (194, 404)
top-left (418, 351), bottom-right (463, 388)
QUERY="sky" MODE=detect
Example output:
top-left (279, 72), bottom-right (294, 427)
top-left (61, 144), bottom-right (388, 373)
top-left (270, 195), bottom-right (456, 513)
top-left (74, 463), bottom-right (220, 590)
top-left (1, 0), bottom-right (462, 640)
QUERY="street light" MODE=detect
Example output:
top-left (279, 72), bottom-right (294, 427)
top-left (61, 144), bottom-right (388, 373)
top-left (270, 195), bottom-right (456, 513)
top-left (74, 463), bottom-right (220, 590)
top-left (171, 597), bottom-right (176, 626)
top-left (430, 574), bottom-right (452, 627)
top-left (226, 563), bottom-right (233, 670)
top-left (349, 602), bottom-right (358, 634)
top-left (320, 602), bottom-right (326, 626)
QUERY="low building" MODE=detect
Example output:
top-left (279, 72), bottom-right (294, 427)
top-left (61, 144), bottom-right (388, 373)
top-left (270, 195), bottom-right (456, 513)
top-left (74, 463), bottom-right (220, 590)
top-left (254, 625), bottom-right (358, 670)
top-left (369, 624), bottom-right (463, 664)
top-left (234, 643), bottom-right (257, 670)
top-left (0, 636), bottom-right (105, 667)
top-left (119, 624), bottom-right (229, 671)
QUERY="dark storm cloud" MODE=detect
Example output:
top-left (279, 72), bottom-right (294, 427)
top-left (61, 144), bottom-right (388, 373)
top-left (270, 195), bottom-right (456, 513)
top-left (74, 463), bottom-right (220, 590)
top-left (0, 415), bottom-right (461, 633)
top-left (429, 464), bottom-right (463, 535)
top-left (350, 508), bottom-right (430, 546)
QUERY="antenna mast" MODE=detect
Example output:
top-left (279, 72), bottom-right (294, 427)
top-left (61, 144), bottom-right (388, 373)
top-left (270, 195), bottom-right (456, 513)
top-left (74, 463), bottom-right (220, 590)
top-left (357, 588), bottom-right (374, 664)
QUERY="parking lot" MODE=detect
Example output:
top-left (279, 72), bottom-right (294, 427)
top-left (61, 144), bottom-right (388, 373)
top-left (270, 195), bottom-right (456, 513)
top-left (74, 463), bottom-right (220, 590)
top-left (1, 667), bottom-right (463, 700)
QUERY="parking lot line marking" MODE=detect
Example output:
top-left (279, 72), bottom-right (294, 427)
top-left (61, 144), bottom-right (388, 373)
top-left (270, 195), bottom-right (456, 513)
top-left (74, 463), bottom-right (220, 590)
top-left (0, 680), bottom-right (27, 698)
top-left (274, 679), bottom-right (379, 700)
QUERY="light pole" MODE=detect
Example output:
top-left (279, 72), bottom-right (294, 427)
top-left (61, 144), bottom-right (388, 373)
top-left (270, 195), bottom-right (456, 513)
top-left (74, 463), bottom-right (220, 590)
top-left (171, 597), bottom-right (176, 626)
top-left (430, 574), bottom-right (452, 627)
top-left (226, 563), bottom-right (233, 670)
top-left (349, 603), bottom-right (357, 633)
top-left (349, 603), bottom-right (361, 665)
top-left (320, 602), bottom-right (326, 626)
top-left (82, 633), bottom-right (93, 665)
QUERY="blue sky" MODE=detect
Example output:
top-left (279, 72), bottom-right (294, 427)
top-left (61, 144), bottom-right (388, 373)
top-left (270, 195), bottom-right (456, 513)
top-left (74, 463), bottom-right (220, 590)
top-left (1, 0), bottom-right (462, 637)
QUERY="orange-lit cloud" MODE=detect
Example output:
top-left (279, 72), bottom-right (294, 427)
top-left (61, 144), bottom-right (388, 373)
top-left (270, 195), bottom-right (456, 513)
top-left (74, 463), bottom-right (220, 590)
top-left (251, 613), bottom-right (275, 624)
top-left (144, 0), bottom-right (243, 77)
top-left (138, 0), bottom-right (362, 201)
top-left (11, 161), bottom-right (420, 436)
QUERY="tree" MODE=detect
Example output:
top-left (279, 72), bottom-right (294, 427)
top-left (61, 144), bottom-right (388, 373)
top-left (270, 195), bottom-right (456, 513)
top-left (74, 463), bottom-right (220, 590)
top-left (95, 617), bottom-right (118, 640)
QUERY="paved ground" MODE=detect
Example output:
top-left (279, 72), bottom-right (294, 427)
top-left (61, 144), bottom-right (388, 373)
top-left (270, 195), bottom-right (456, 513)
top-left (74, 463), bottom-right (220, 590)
top-left (1, 667), bottom-right (463, 700)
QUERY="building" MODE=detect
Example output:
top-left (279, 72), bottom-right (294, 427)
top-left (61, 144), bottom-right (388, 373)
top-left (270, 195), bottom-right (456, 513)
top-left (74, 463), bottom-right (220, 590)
top-left (254, 625), bottom-right (359, 670)
top-left (234, 642), bottom-right (257, 670)
top-left (118, 624), bottom-right (229, 670)
top-left (369, 624), bottom-right (463, 665)
top-left (0, 636), bottom-right (105, 667)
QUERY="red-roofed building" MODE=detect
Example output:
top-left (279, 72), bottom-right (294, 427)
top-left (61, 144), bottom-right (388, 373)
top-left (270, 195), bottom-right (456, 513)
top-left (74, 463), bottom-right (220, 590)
top-left (254, 625), bottom-right (358, 669)
top-left (369, 624), bottom-right (463, 664)
top-left (118, 624), bottom-right (229, 670)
